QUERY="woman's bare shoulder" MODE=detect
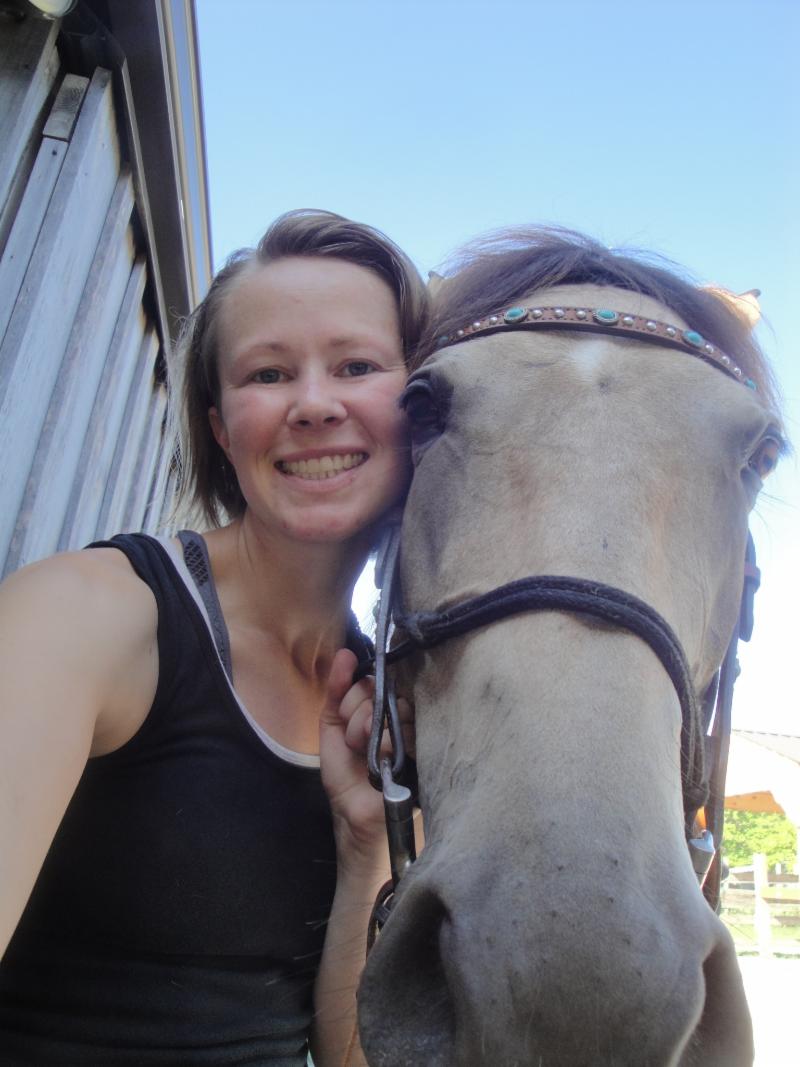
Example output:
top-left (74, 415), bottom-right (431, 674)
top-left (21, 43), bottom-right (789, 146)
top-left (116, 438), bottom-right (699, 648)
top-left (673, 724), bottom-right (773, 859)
top-left (0, 548), bottom-right (159, 753)
top-left (2, 546), bottom-right (155, 625)
top-left (0, 549), bottom-right (160, 953)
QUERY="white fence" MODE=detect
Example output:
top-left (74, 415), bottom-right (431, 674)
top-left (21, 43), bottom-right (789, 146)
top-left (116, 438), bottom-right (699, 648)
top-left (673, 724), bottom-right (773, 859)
top-left (722, 854), bottom-right (800, 957)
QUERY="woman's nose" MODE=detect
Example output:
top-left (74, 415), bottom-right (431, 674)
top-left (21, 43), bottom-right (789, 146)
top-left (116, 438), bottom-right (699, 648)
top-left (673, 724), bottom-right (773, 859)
top-left (288, 376), bottom-right (347, 428)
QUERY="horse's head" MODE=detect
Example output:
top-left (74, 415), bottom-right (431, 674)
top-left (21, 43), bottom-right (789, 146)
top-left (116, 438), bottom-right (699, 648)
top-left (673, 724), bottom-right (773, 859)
top-left (358, 230), bottom-right (783, 1066)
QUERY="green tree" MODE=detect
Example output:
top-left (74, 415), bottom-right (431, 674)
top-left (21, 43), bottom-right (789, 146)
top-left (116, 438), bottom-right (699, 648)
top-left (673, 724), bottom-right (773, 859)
top-left (722, 811), bottom-right (797, 869)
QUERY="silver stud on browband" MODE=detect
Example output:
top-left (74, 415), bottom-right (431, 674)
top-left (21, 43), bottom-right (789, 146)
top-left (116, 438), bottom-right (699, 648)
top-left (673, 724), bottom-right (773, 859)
top-left (646, 320), bottom-right (657, 331)
top-left (531, 308), bottom-right (543, 319)
top-left (576, 309), bottom-right (588, 319)
top-left (554, 307), bottom-right (565, 318)
top-left (622, 315), bottom-right (634, 326)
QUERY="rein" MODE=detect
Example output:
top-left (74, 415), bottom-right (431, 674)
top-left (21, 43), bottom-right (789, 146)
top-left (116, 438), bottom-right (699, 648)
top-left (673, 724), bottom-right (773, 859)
top-left (364, 305), bottom-right (762, 945)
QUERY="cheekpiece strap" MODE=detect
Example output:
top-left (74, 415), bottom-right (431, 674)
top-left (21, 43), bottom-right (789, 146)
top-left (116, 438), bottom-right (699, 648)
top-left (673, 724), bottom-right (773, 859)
top-left (437, 305), bottom-right (757, 390)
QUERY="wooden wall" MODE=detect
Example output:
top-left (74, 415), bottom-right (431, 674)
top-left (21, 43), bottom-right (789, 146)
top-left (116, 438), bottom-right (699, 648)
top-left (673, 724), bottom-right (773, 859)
top-left (0, 19), bottom-right (175, 578)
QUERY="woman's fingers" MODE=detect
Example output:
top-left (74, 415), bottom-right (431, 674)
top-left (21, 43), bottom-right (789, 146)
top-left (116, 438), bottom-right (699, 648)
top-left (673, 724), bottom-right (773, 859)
top-left (342, 689), bottom-right (416, 758)
top-left (375, 724), bottom-right (415, 760)
top-left (319, 649), bottom-right (359, 728)
top-left (345, 687), bottom-right (375, 755)
top-left (338, 675), bottom-right (373, 722)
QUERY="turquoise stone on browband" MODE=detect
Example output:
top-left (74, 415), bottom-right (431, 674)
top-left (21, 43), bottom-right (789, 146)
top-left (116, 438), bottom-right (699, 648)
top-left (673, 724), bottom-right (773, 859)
top-left (436, 305), bottom-right (755, 389)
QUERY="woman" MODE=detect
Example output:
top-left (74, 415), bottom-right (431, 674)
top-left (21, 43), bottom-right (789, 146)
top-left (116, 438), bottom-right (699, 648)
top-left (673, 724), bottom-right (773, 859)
top-left (0, 210), bottom-right (428, 1065)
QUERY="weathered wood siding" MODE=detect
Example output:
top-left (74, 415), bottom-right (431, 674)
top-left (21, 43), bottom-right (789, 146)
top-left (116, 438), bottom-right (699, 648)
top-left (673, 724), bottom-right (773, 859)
top-left (0, 25), bottom-right (174, 578)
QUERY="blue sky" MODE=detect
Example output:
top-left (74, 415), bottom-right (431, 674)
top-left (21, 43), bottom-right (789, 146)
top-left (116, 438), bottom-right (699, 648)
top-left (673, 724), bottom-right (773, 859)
top-left (195, 0), bottom-right (798, 735)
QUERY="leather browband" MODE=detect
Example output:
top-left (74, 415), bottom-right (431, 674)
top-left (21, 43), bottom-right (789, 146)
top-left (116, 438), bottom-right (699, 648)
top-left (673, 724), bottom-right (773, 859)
top-left (436, 305), bottom-right (757, 390)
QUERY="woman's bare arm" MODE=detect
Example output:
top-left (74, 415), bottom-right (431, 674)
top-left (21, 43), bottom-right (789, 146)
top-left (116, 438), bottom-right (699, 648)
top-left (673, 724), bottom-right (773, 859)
top-left (311, 651), bottom-right (386, 1066)
top-left (312, 651), bottom-right (420, 1067)
top-left (0, 550), bottom-right (158, 957)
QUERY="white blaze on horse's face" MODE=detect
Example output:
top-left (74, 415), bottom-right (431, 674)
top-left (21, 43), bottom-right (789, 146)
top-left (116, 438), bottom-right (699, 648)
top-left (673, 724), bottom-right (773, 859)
top-left (358, 284), bottom-right (777, 1066)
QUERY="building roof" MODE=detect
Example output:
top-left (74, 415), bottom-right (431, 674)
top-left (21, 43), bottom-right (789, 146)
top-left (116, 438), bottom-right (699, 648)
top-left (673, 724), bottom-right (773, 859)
top-left (734, 732), bottom-right (800, 766)
top-left (727, 731), bottom-right (800, 824)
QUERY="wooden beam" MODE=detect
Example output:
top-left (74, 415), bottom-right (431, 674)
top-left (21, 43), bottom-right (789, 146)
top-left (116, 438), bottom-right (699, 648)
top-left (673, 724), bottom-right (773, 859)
top-left (58, 257), bottom-right (148, 550)
top-left (0, 67), bottom-right (120, 569)
top-left (0, 76), bottom-right (89, 347)
top-left (5, 172), bottom-right (136, 572)
top-left (144, 430), bottom-right (176, 535)
top-left (43, 73), bottom-right (90, 142)
top-left (98, 325), bottom-right (160, 536)
top-left (0, 17), bottom-right (60, 254)
top-left (123, 379), bottom-right (168, 533)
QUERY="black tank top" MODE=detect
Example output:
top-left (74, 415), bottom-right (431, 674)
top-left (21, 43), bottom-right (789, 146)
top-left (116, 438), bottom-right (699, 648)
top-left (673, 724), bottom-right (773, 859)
top-left (0, 533), bottom-right (372, 1065)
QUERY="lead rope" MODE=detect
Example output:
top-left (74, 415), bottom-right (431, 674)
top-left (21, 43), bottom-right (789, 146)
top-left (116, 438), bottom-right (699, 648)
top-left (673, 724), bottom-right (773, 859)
top-left (364, 521), bottom-right (416, 952)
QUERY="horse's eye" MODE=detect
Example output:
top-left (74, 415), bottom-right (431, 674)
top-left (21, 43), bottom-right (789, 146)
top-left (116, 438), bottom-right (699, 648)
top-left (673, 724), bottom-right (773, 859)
top-left (747, 435), bottom-right (782, 481)
top-left (400, 378), bottom-right (447, 444)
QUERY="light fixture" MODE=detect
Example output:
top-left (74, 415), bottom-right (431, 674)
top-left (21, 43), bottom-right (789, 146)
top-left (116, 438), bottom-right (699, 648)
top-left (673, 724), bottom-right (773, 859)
top-left (25, 0), bottom-right (77, 17)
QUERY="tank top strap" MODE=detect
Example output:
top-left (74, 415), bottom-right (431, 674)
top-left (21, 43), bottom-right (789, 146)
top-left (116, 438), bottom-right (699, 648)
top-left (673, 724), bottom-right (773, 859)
top-left (176, 530), bottom-right (234, 680)
top-left (84, 532), bottom-right (238, 759)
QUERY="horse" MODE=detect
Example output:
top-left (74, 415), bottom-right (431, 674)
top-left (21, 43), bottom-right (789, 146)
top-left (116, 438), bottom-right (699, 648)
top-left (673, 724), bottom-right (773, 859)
top-left (356, 228), bottom-right (783, 1066)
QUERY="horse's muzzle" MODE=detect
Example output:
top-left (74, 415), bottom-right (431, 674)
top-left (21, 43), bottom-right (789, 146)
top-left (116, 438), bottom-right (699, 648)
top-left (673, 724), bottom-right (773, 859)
top-left (357, 859), bottom-right (753, 1067)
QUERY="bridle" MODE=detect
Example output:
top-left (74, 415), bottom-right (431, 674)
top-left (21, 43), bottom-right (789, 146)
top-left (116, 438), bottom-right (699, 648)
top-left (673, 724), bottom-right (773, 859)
top-left (364, 305), bottom-right (763, 942)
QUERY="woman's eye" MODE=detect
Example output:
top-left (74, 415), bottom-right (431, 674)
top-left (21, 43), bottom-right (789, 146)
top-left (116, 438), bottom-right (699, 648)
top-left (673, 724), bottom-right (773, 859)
top-left (253, 368), bottom-right (285, 384)
top-left (747, 435), bottom-right (782, 480)
top-left (401, 378), bottom-right (447, 444)
top-left (341, 361), bottom-right (375, 377)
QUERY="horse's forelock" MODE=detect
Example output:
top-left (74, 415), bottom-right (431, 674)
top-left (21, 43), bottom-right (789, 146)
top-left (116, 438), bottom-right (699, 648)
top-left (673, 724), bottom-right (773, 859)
top-left (415, 225), bottom-right (781, 417)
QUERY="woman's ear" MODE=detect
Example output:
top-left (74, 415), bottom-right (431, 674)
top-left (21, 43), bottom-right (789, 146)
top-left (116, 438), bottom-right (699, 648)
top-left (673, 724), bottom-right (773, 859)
top-left (208, 407), bottom-right (231, 458)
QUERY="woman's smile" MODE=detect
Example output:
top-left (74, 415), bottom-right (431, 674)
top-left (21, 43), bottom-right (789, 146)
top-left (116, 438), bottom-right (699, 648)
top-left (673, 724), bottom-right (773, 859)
top-left (275, 451), bottom-right (368, 480)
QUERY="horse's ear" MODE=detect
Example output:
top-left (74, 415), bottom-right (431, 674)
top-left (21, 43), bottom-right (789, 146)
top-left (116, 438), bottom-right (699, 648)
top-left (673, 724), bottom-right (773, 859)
top-left (704, 285), bottom-right (762, 328)
top-left (733, 289), bottom-right (762, 327)
top-left (427, 271), bottom-right (446, 299)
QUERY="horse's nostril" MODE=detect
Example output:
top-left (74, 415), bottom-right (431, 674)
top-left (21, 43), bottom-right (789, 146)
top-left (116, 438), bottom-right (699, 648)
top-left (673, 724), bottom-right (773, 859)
top-left (684, 928), bottom-right (755, 1063)
top-left (359, 889), bottom-right (455, 1067)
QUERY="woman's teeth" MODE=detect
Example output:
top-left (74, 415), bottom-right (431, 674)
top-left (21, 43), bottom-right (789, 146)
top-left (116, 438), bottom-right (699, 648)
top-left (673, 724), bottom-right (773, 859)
top-left (277, 452), bottom-right (367, 480)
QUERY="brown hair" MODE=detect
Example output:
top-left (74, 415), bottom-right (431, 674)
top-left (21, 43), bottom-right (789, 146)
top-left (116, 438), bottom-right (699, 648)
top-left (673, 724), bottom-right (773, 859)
top-left (174, 209), bottom-right (428, 526)
top-left (416, 226), bottom-right (779, 411)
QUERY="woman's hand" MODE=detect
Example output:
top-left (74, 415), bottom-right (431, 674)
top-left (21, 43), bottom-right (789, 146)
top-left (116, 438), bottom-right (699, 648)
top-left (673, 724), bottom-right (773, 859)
top-left (318, 648), bottom-right (414, 874)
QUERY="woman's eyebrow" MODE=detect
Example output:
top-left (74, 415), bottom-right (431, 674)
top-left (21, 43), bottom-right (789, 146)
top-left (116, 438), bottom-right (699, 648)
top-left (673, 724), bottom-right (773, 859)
top-left (236, 340), bottom-right (287, 358)
top-left (234, 333), bottom-right (394, 360)
top-left (328, 334), bottom-right (375, 348)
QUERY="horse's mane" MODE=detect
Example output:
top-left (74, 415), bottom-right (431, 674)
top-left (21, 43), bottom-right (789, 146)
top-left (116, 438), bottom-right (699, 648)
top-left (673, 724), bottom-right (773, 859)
top-left (416, 226), bottom-right (780, 413)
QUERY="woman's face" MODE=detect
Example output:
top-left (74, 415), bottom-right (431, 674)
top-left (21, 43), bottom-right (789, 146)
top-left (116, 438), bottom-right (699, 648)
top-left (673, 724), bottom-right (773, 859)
top-left (210, 255), bottom-right (410, 545)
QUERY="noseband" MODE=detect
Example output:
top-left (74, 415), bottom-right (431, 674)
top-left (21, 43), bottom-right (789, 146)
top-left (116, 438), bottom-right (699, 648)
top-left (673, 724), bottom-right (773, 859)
top-left (365, 306), bottom-right (762, 940)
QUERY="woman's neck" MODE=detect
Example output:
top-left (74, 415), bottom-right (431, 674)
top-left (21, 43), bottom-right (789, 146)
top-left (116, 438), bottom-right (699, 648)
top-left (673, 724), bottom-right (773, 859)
top-left (202, 514), bottom-right (370, 681)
